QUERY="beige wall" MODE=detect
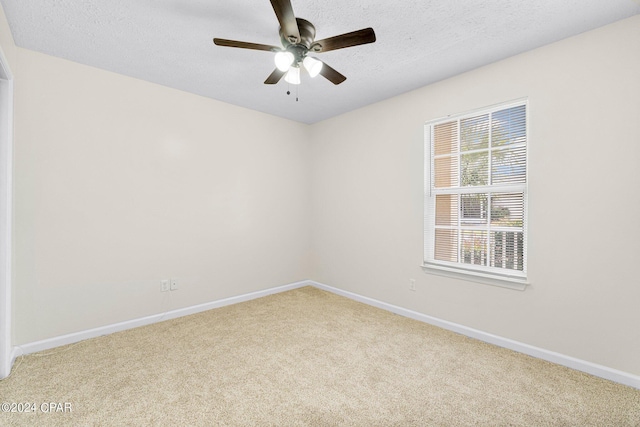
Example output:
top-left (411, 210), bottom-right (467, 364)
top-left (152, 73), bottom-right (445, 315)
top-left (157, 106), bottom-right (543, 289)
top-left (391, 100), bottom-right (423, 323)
top-left (0, 4), bottom-right (15, 66)
top-left (13, 49), bottom-right (311, 344)
top-left (5, 8), bottom-right (639, 377)
top-left (310, 15), bottom-right (640, 375)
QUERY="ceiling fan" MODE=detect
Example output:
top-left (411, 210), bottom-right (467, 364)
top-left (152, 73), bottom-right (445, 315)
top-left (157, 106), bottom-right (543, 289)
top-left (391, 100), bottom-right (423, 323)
top-left (213, 0), bottom-right (376, 86)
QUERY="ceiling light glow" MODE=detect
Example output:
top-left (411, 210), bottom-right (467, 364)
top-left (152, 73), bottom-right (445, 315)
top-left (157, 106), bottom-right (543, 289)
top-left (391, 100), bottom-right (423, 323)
top-left (274, 51), bottom-right (295, 72)
top-left (303, 57), bottom-right (323, 78)
top-left (284, 66), bottom-right (301, 85)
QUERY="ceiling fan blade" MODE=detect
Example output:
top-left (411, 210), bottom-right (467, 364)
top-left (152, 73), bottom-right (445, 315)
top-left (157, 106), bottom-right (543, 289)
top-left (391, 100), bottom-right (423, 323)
top-left (264, 68), bottom-right (286, 84)
top-left (318, 61), bottom-right (347, 85)
top-left (310, 28), bottom-right (376, 53)
top-left (270, 0), bottom-right (300, 43)
top-left (213, 38), bottom-right (280, 52)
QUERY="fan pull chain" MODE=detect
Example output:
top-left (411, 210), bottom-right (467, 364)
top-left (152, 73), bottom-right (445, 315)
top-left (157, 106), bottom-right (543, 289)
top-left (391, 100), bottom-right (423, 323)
top-left (285, 82), bottom-right (299, 102)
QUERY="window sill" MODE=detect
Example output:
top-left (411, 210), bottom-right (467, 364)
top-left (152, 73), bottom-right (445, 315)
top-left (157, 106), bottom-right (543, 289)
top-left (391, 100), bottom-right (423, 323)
top-left (421, 263), bottom-right (528, 291)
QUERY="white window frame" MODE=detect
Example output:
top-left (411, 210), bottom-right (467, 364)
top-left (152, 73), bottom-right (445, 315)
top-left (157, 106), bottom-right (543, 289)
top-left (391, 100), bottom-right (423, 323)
top-left (422, 99), bottom-right (529, 290)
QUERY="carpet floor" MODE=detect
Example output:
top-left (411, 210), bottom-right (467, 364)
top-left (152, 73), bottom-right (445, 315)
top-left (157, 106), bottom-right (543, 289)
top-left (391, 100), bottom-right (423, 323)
top-left (1, 286), bottom-right (639, 426)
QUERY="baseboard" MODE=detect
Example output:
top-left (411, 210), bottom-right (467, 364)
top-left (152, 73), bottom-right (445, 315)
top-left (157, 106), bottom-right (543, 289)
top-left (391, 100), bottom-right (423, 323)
top-left (12, 279), bottom-right (640, 390)
top-left (15, 280), bottom-right (309, 357)
top-left (309, 281), bottom-right (640, 390)
top-left (9, 347), bottom-right (18, 370)
top-left (0, 347), bottom-right (15, 380)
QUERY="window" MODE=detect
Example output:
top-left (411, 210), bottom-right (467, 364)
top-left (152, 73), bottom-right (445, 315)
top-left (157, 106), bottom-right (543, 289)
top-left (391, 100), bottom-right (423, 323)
top-left (423, 100), bottom-right (528, 289)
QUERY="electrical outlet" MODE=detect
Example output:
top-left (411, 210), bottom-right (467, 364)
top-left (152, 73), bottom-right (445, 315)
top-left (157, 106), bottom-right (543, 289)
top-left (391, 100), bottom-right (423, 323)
top-left (409, 279), bottom-right (416, 291)
top-left (170, 278), bottom-right (179, 291)
top-left (160, 279), bottom-right (170, 292)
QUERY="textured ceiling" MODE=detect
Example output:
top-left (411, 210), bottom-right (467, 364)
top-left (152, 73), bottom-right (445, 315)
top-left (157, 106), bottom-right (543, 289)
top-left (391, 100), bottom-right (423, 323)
top-left (2, 0), bottom-right (639, 124)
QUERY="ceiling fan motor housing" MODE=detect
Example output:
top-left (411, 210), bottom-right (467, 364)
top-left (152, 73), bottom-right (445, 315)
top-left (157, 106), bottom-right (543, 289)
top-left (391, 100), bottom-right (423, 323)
top-left (281, 18), bottom-right (316, 62)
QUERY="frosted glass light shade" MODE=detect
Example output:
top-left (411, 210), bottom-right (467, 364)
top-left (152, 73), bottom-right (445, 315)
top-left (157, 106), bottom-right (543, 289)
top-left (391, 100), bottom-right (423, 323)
top-left (303, 56), bottom-right (323, 78)
top-left (284, 67), bottom-right (301, 85)
top-left (274, 51), bottom-right (294, 72)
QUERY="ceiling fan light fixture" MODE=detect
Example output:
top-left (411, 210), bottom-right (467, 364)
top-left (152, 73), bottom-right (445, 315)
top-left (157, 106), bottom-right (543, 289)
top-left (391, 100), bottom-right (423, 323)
top-left (303, 56), bottom-right (323, 78)
top-left (284, 66), bottom-right (301, 85)
top-left (274, 51), bottom-right (295, 72)
top-left (213, 0), bottom-right (376, 86)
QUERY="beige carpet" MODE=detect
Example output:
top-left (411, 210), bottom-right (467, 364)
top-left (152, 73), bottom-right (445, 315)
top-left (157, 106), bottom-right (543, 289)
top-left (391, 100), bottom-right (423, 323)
top-left (1, 286), bottom-right (638, 426)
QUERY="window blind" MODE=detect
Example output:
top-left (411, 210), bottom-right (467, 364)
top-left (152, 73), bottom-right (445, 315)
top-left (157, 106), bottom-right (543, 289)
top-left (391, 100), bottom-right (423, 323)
top-left (425, 101), bottom-right (528, 280)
